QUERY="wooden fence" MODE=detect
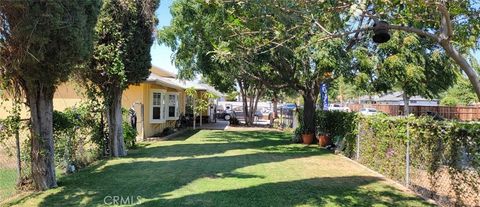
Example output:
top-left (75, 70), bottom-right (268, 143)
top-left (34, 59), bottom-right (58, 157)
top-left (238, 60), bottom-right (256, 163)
top-left (348, 104), bottom-right (480, 121)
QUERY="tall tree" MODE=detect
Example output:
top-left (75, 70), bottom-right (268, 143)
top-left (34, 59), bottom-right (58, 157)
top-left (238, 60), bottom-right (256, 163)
top-left (440, 60), bottom-right (480, 106)
top-left (158, 1), bottom-right (272, 126)
top-left (223, 1), bottom-right (350, 134)
top-left (0, 1), bottom-right (100, 190)
top-left (441, 77), bottom-right (478, 106)
top-left (322, 1), bottom-right (480, 100)
top-left (349, 31), bottom-right (457, 114)
top-left (85, 0), bottom-right (159, 157)
top-left (160, 1), bottom-right (353, 131)
top-left (378, 32), bottom-right (457, 114)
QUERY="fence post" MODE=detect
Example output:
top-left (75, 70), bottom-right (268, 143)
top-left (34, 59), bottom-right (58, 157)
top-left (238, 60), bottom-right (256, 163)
top-left (405, 121), bottom-right (410, 188)
top-left (15, 129), bottom-right (21, 185)
top-left (356, 121), bottom-right (360, 161)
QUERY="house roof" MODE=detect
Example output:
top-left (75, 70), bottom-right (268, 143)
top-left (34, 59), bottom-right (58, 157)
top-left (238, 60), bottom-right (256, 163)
top-left (146, 73), bottom-right (184, 90)
top-left (359, 92), bottom-right (438, 102)
top-left (146, 66), bottom-right (223, 95)
top-left (150, 65), bottom-right (177, 78)
top-left (197, 83), bottom-right (224, 97)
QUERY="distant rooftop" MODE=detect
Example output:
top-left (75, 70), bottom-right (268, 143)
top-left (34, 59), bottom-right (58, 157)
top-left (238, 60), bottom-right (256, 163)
top-left (359, 92), bottom-right (438, 102)
top-left (146, 66), bottom-right (224, 96)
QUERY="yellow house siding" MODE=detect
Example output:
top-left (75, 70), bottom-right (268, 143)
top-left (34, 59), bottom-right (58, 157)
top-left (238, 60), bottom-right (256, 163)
top-left (2, 79), bottom-right (189, 139)
top-left (0, 99), bottom-right (30, 119)
top-left (1, 82), bottom-right (83, 119)
top-left (142, 82), bottom-right (185, 138)
top-left (122, 84), bottom-right (144, 109)
top-left (55, 82), bottom-right (83, 99)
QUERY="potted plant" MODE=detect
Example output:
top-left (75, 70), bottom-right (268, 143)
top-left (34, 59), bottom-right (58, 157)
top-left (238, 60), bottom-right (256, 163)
top-left (316, 127), bottom-right (331, 147)
top-left (301, 125), bottom-right (314, 145)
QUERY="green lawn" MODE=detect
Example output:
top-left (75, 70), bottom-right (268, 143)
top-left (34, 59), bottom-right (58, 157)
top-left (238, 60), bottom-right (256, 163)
top-left (4, 130), bottom-right (432, 207)
top-left (0, 168), bottom-right (16, 203)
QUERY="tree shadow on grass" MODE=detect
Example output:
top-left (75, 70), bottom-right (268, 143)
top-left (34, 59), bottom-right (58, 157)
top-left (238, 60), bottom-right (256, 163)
top-left (35, 147), bottom-right (327, 207)
top-left (164, 129), bottom-right (201, 141)
top-left (15, 130), bottom-right (430, 207)
top-left (139, 176), bottom-right (434, 207)
top-left (3, 160), bottom-right (108, 207)
top-left (128, 131), bottom-right (299, 159)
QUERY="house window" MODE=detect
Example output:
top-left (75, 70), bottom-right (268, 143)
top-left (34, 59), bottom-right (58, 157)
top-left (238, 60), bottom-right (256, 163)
top-left (167, 93), bottom-right (179, 120)
top-left (150, 89), bottom-right (166, 123)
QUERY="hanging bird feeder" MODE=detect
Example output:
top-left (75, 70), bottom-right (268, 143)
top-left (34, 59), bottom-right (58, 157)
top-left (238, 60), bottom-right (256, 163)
top-left (372, 21), bottom-right (391, 43)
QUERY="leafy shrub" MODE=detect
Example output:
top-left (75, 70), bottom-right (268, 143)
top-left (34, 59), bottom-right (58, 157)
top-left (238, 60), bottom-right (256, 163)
top-left (152, 127), bottom-right (176, 138)
top-left (292, 124), bottom-right (303, 143)
top-left (352, 115), bottom-right (480, 206)
top-left (123, 121), bottom-right (137, 149)
top-left (229, 116), bottom-right (240, 125)
top-left (163, 127), bottom-right (175, 135)
top-left (296, 109), bottom-right (358, 145)
top-left (315, 110), bottom-right (357, 138)
top-left (53, 106), bottom-right (101, 172)
top-left (297, 108), bottom-right (480, 205)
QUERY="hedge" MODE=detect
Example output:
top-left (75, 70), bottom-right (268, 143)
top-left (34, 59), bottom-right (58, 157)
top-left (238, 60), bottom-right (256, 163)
top-left (295, 111), bottom-right (480, 205)
top-left (351, 115), bottom-right (480, 206)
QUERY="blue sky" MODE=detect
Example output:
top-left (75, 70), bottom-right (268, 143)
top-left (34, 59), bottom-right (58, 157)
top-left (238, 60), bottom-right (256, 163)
top-left (150, 0), bottom-right (480, 74)
top-left (150, 0), bottom-right (176, 74)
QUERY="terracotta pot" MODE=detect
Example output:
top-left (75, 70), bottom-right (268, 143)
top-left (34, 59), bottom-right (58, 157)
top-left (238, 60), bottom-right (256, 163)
top-left (317, 134), bottom-right (331, 147)
top-left (301, 133), bottom-right (314, 145)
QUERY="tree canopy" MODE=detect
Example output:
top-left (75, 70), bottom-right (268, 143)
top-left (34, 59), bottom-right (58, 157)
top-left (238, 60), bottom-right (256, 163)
top-left (348, 31), bottom-right (457, 113)
top-left (160, 0), bottom-right (480, 131)
top-left (85, 0), bottom-right (159, 157)
top-left (0, 0), bottom-right (100, 190)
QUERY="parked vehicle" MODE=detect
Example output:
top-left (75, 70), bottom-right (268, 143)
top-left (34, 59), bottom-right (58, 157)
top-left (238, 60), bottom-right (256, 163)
top-left (221, 106), bottom-right (262, 121)
top-left (359, 108), bottom-right (378, 115)
top-left (328, 104), bottom-right (351, 112)
top-left (221, 106), bottom-right (235, 120)
top-left (281, 103), bottom-right (297, 110)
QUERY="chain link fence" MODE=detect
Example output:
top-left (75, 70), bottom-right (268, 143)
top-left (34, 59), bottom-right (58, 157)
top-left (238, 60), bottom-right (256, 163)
top-left (354, 118), bottom-right (480, 206)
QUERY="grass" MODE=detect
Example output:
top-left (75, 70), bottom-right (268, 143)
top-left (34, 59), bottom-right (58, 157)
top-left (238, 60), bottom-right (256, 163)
top-left (3, 129), bottom-right (433, 207)
top-left (0, 168), bottom-right (16, 203)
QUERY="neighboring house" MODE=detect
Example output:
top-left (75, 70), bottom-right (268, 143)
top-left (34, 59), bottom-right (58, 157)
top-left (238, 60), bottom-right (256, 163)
top-left (0, 66), bottom-right (219, 140)
top-left (357, 92), bottom-right (439, 106)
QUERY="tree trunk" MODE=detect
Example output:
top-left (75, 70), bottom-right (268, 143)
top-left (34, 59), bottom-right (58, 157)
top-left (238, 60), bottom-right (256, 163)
top-left (403, 92), bottom-right (410, 115)
top-left (193, 96), bottom-right (196, 130)
top-left (27, 85), bottom-right (57, 190)
top-left (247, 88), bottom-right (263, 124)
top-left (302, 92), bottom-right (316, 134)
top-left (106, 87), bottom-right (126, 157)
top-left (248, 92), bottom-right (255, 124)
top-left (272, 96), bottom-right (278, 119)
top-left (440, 41), bottom-right (480, 101)
top-left (252, 89), bottom-right (262, 123)
top-left (242, 96), bottom-right (250, 126)
top-left (238, 79), bottom-right (251, 126)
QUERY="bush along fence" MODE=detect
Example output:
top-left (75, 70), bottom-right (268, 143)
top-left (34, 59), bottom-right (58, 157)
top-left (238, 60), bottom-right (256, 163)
top-left (293, 109), bottom-right (356, 152)
top-left (0, 104), bottom-right (138, 196)
top-left (296, 110), bottom-right (480, 206)
top-left (353, 115), bottom-right (480, 206)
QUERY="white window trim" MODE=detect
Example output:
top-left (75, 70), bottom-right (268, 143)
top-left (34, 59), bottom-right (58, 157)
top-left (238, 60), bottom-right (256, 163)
top-left (150, 89), bottom-right (167, 124)
top-left (166, 92), bottom-right (180, 120)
